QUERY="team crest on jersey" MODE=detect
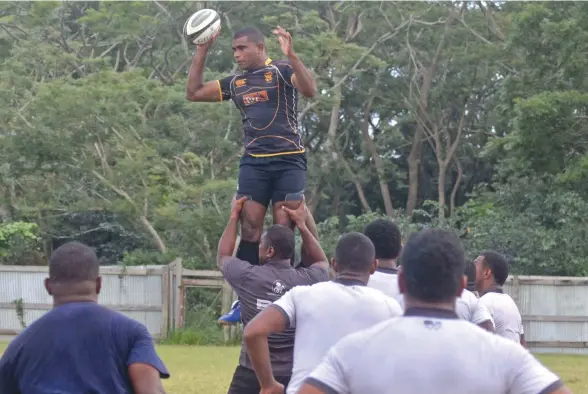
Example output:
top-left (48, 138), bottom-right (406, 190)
top-left (264, 71), bottom-right (273, 83)
top-left (235, 78), bottom-right (246, 88)
top-left (423, 320), bottom-right (442, 330)
top-left (243, 90), bottom-right (269, 106)
top-left (272, 280), bottom-right (287, 295)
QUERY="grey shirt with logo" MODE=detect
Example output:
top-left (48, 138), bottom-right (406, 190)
top-left (221, 257), bottom-right (329, 376)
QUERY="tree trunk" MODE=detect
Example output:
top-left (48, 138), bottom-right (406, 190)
top-left (437, 162), bottom-right (447, 220)
top-left (360, 94), bottom-right (394, 217)
top-left (322, 83), bottom-right (371, 213)
top-left (405, 17), bottom-right (453, 216)
top-left (449, 159), bottom-right (463, 216)
top-left (139, 215), bottom-right (167, 253)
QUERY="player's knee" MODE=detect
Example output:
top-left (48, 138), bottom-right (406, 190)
top-left (240, 218), bottom-right (263, 242)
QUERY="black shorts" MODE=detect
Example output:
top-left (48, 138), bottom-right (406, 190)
top-left (237, 154), bottom-right (307, 207)
top-left (227, 365), bottom-right (291, 394)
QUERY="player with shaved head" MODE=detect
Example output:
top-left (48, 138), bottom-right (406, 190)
top-left (0, 242), bottom-right (169, 394)
top-left (298, 229), bottom-right (570, 394)
top-left (187, 24), bottom-right (317, 325)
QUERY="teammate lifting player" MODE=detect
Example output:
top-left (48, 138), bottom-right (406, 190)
top-left (186, 25), bottom-right (316, 324)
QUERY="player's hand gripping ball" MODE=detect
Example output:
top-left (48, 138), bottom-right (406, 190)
top-left (183, 9), bottom-right (221, 46)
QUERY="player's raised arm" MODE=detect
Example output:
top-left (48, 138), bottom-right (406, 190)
top-left (273, 26), bottom-right (316, 98)
top-left (186, 32), bottom-right (229, 102)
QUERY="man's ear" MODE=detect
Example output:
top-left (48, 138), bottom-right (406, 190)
top-left (369, 259), bottom-right (377, 275)
top-left (267, 246), bottom-right (275, 259)
top-left (44, 278), bottom-right (52, 296)
top-left (331, 257), bottom-right (339, 273)
top-left (96, 276), bottom-right (102, 295)
top-left (398, 268), bottom-right (406, 295)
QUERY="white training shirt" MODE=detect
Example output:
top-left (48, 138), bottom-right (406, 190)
top-left (478, 291), bottom-right (524, 343)
top-left (367, 268), bottom-right (400, 299)
top-left (272, 279), bottom-right (403, 394)
top-left (395, 290), bottom-right (495, 328)
top-left (456, 288), bottom-right (495, 327)
top-left (304, 308), bottom-right (562, 394)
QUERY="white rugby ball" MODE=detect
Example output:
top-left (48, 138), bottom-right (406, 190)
top-left (184, 9), bottom-right (221, 45)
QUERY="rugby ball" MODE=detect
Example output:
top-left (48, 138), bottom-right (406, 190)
top-left (184, 9), bottom-right (221, 45)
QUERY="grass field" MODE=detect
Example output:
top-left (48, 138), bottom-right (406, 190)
top-left (1, 343), bottom-right (588, 393)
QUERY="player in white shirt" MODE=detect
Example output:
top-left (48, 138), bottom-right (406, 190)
top-left (475, 250), bottom-right (526, 345)
top-left (455, 259), bottom-right (495, 331)
top-left (243, 230), bottom-right (403, 394)
top-left (363, 219), bottom-right (402, 300)
top-left (298, 228), bottom-right (570, 394)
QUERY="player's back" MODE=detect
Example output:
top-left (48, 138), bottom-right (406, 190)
top-left (307, 311), bottom-right (562, 394)
top-left (0, 301), bottom-right (168, 394)
top-left (479, 291), bottom-right (523, 342)
top-left (277, 279), bottom-right (402, 394)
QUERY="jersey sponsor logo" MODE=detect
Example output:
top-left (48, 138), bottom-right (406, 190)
top-left (272, 280), bottom-right (287, 295)
top-left (256, 299), bottom-right (272, 310)
top-left (243, 90), bottom-right (269, 106)
top-left (235, 78), bottom-right (246, 88)
top-left (424, 320), bottom-right (442, 330)
top-left (264, 71), bottom-right (273, 83)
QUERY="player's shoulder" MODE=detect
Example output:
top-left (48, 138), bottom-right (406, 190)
top-left (270, 59), bottom-right (292, 67)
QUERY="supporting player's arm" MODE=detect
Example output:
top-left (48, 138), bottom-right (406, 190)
top-left (283, 201), bottom-right (328, 271)
top-left (243, 302), bottom-right (291, 393)
top-left (216, 196), bottom-right (248, 271)
top-left (299, 206), bottom-right (320, 267)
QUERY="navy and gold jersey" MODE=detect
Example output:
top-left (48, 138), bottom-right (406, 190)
top-left (216, 58), bottom-right (305, 158)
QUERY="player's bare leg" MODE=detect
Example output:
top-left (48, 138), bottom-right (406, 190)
top-left (273, 200), bottom-right (300, 229)
top-left (273, 199), bottom-right (302, 266)
top-left (237, 199), bottom-right (267, 266)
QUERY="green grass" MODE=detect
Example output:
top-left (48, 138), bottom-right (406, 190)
top-left (1, 343), bottom-right (587, 393)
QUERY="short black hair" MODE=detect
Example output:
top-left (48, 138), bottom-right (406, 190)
top-left (263, 225), bottom-right (295, 260)
top-left (49, 242), bottom-right (100, 283)
top-left (334, 232), bottom-right (375, 273)
top-left (464, 260), bottom-right (476, 291)
top-left (233, 26), bottom-right (265, 44)
top-left (400, 228), bottom-right (465, 303)
top-left (363, 219), bottom-right (402, 260)
top-left (481, 250), bottom-right (509, 286)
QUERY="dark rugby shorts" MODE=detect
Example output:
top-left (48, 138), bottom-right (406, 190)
top-left (237, 153), bottom-right (306, 207)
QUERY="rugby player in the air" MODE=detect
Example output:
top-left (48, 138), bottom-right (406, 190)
top-left (186, 25), bottom-right (316, 325)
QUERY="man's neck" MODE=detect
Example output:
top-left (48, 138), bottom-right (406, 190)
top-left (335, 271), bottom-right (370, 285)
top-left (248, 57), bottom-right (269, 71)
top-left (53, 295), bottom-right (97, 308)
top-left (403, 295), bottom-right (456, 313)
top-left (377, 258), bottom-right (397, 269)
top-left (479, 281), bottom-right (502, 296)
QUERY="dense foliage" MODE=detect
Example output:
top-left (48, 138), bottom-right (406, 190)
top-left (2, 1), bottom-right (587, 276)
